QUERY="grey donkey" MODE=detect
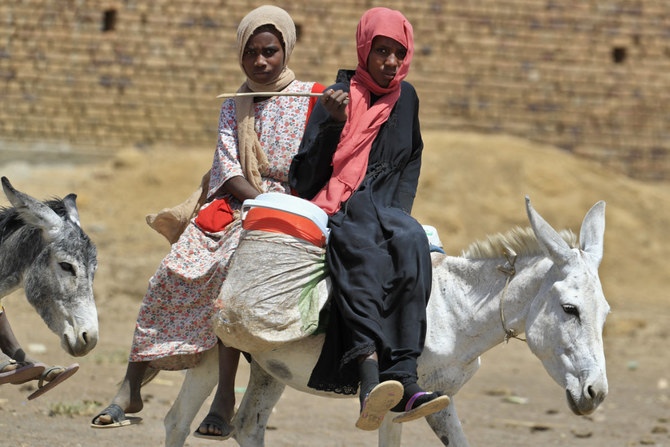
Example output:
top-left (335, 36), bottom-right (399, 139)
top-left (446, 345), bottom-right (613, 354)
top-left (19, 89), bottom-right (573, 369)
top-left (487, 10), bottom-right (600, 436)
top-left (0, 177), bottom-right (98, 392)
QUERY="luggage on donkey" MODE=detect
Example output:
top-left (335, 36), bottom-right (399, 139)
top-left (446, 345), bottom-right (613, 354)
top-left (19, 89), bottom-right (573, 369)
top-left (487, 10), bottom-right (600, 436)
top-left (213, 193), bottom-right (331, 353)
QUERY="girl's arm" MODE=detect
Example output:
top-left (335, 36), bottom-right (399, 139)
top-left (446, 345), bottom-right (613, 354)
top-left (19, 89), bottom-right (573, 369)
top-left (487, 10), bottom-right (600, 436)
top-left (289, 85), bottom-right (348, 199)
top-left (208, 102), bottom-right (259, 201)
top-left (393, 87), bottom-right (423, 214)
top-left (217, 175), bottom-right (260, 202)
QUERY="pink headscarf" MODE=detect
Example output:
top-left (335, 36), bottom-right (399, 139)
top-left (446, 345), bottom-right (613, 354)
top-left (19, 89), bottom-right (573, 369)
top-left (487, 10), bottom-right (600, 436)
top-left (310, 7), bottom-right (414, 215)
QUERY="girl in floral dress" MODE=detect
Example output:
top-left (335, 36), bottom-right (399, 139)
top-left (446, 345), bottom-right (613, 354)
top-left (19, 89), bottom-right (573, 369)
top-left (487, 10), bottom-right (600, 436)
top-left (91, 6), bottom-right (324, 439)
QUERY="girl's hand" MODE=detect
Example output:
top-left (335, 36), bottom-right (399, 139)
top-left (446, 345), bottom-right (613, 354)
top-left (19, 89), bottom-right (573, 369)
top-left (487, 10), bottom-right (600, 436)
top-left (221, 175), bottom-right (260, 202)
top-left (321, 89), bottom-right (349, 122)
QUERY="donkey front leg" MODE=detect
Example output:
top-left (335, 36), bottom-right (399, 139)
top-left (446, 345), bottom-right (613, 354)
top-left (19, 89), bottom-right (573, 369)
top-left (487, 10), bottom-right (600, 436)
top-left (233, 359), bottom-right (286, 447)
top-left (164, 348), bottom-right (218, 447)
top-left (378, 413), bottom-right (403, 447)
top-left (425, 398), bottom-right (470, 447)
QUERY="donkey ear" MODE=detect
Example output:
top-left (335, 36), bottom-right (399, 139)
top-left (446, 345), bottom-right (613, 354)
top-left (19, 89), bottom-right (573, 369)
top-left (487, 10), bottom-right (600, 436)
top-left (525, 196), bottom-right (572, 265)
top-left (579, 201), bottom-right (606, 267)
top-left (63, 193), bottom-right (82, 227)
top-left (2, 177), bottom-right (64, 241)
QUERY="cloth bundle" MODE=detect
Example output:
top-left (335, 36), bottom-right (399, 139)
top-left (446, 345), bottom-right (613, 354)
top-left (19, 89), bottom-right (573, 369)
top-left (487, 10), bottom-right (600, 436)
top-left (145, 171), bottom-right (210, 244)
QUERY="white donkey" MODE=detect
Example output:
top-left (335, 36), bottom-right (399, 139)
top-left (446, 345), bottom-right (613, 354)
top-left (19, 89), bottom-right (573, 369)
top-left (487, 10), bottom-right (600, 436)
top-left (164, 197), bottom-right (609, 447)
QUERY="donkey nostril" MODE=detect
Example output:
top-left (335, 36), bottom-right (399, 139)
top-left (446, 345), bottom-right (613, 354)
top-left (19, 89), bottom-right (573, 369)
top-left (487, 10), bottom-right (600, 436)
top-left (587, 385), bottom-right (596, 399)
top-left (81, 332), bottom-right (88, 344)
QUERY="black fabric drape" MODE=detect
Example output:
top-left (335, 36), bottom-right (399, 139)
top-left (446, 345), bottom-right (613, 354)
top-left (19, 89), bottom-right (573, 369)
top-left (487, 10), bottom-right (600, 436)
top-left (289, 70), bottom-right (431, 395)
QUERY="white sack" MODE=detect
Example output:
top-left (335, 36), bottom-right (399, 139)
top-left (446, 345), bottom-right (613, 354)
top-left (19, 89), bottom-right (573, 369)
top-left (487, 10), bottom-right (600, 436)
top-left (214, 230), bottom-right (329, 353)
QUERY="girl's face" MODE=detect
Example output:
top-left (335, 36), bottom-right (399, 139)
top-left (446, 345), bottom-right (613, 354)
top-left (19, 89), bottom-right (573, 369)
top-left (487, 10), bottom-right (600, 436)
top-left (242, 30), bottom-right (285, 84)
top-left (366, 36), bottom-right (407, 88)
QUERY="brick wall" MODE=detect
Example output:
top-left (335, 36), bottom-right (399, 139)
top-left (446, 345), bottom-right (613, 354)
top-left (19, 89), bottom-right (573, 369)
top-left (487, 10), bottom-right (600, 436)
top-left (1, 1), bottom-right (669, 180)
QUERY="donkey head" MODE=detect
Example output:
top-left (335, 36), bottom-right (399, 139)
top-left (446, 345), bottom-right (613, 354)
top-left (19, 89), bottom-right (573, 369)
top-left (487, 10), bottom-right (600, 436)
top-left (523, 197), bottom-right (609, 415)
top-left (1, 177), bottom-right (98, 356)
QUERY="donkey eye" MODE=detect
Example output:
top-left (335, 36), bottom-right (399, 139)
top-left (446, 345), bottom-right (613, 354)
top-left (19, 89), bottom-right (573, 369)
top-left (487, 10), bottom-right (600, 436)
top-left (562, 304), bottom-right (579, 317)
top-left (59, 262), bottom-right (75, 275)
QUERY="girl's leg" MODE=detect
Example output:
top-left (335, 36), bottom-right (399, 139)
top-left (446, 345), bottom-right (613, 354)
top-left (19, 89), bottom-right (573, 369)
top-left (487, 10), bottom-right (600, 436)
top-left (358, 352), bottom-right (379, 407)
top-left (196, 341), bottom-right (239, 437)
top-left (0, 309), bottom-right (26, 361)
top-left (355, 351), bottom-right (403, 431)
top-left (1, 309), bottom-right (74, 384)
top-left (91, 360), bottom-right (149, 425)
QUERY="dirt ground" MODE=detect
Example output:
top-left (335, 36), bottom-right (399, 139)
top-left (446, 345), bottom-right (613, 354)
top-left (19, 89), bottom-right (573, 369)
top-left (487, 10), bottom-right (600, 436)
top-left (0, 130), bottom-right (668, 447)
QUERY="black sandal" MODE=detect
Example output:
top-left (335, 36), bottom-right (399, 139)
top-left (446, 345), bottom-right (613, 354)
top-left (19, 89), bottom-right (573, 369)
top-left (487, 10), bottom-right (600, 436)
top-left (193, 412), bottom-right (236, 440)
top-left (90, 403), bottom-right (143, 429)
top-left (392, 391), bottom-right (451, 423)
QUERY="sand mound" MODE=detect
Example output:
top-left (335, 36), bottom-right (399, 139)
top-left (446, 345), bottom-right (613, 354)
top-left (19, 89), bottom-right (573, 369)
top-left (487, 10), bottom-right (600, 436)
top-left (1, 130), bottom-right (668, 446)
top-left (415, 131), bottom-right (669, 314)
top-left (3, 130), bottom-right (667, 315)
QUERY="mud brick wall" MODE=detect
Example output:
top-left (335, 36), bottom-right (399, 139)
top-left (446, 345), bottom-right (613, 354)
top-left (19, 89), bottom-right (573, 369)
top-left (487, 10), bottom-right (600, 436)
top-left (1, 1), bottom-right (669, 180)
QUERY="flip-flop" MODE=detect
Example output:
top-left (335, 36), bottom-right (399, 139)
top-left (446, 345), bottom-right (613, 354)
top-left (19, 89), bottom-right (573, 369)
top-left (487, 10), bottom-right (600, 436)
top-left (193, 412), bottom-right (236, 440)
top-left (392, 392), bottom-right (451, 424)
top-left (27, 363), bottom-right (79, 400)
top-left (0, 361), bottom-right (46, 385)
top-left (90, 403), bottom-right (143, 429)
top-left (355, 380), bottom-right (403, 431)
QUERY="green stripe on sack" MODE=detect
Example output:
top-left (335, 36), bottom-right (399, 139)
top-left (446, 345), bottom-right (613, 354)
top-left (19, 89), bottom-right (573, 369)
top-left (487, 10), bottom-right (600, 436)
top-left (297, 257), bottom-right (328, 334)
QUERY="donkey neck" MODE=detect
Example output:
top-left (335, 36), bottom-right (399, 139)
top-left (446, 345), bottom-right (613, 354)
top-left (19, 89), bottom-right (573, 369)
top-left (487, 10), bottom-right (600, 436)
top-left (427, 253), bottom-right (553, 365)
top-left (0, 219), bottom-right (48, 297)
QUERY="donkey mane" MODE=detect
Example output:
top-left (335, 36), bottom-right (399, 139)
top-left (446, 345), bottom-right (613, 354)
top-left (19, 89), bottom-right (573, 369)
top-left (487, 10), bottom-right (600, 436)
top-left (462, 226), bottom-right (578, 259)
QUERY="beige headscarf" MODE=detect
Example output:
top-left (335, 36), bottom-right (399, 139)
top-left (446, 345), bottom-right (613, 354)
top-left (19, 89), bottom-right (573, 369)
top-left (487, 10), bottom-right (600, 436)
top-left (146, 6), bottom-right (297, 244)
top-left (235, 5), bottom-right (297, 193)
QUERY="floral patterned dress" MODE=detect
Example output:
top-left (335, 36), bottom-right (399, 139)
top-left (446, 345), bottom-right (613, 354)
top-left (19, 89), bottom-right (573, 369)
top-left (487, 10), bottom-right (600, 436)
top-left (129, 80), bottom-right (323, 370)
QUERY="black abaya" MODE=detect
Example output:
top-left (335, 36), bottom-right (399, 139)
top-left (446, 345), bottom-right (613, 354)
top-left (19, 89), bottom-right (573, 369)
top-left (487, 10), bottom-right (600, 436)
top-left (289, 70), bottom-right (431, 395)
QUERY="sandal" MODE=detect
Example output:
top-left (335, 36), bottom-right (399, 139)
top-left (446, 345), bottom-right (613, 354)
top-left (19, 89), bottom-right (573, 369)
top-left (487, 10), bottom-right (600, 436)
top-left (90, 403), bottom-right (143, 429)
top-left (193, 412), bottom-right (236, 440)
top-left (392, 391), bottom-right (451, 424)
top-left (355, 380), bottom-right (403, 431)
top-left (0, 360), bottom-right (45, 385)
top-left (27, 363), bottom-right (79, 400)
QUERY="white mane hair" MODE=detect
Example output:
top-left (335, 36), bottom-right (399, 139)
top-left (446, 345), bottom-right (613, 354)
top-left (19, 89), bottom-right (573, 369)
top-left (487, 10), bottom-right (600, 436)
top-left (462, 226), bottom-right (578, 259)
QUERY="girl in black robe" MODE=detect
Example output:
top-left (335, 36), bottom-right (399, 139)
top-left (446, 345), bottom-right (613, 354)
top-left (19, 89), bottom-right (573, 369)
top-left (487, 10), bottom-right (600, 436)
top-left (289, 7), bottom-right (450, 431)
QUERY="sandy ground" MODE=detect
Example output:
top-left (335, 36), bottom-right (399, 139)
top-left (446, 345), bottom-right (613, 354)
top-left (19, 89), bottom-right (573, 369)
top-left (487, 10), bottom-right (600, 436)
top-left (0, 130), bottom-right (669, 446)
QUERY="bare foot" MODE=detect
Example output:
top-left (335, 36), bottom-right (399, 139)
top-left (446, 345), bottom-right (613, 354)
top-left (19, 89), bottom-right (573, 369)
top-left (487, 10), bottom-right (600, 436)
top-left (0, 352), bottom-right (21, 373)
top-left (41, 366), bottom-right (66, 382)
